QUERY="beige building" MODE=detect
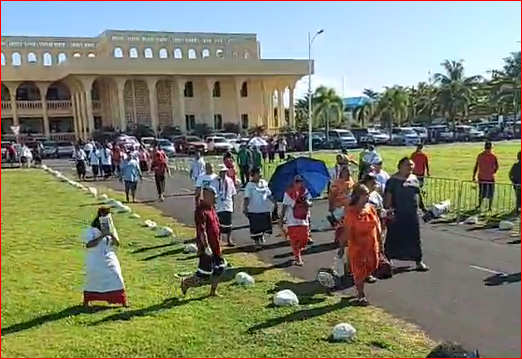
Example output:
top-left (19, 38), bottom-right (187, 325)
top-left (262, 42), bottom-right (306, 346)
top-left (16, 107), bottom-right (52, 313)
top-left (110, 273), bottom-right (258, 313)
top-left (1, 30), bottom-right (311, 141)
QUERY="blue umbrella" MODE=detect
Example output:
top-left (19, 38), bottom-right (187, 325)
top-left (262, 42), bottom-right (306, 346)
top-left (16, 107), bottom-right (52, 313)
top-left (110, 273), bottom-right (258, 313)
top-left (268, 157), bottom-right (331, 202)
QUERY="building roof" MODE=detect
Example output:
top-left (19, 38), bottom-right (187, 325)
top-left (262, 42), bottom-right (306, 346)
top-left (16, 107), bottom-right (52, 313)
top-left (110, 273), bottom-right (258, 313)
top-left (342, 96), bottom-right (371, 109)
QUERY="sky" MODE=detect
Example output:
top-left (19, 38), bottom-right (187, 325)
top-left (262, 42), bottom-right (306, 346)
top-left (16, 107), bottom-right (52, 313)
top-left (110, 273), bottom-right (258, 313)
top-left (1, 1), bottom-right (521, 100)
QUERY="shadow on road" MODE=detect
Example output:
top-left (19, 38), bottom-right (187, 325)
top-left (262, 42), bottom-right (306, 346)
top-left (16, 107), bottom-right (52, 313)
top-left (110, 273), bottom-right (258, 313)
top-left (483, 272), bottom-right (521, 286)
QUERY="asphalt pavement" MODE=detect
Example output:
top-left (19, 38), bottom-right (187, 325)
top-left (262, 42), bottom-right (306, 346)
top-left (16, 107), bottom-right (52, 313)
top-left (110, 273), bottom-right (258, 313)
top-left (50, 159), bottom-right (521, 358)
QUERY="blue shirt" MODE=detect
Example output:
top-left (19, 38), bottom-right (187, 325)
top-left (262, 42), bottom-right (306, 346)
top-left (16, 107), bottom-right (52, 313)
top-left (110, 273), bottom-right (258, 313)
top-left (120, 159), bottom-right (142, 182)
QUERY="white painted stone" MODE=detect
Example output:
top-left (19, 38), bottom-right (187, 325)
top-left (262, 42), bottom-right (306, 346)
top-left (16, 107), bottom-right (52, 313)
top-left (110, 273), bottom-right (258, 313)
top-left (118, 206), bottom-right (132, 213)
top-left (88, 187), bottom-right (98, 197)
top-left (331, 323), bottom-right (356, 342)
top-left (499, 220), bottom-right (514, 231)
top-left (143, 220), bottom-right (157, 229)
top-left (464, 215), bottom-right (479, 225)
top-left (235, 272), bottom-right (255, 286)
top-left (157, 226), bottom-right (173, 237)
top-left (100, 194), bottom-right (109, 203)
top-left (183, 243), bottom-right (198, 254)
top-left (273, 289), bottom-right (299, 307)
top-left (129, 213), bottom-right (141, 219)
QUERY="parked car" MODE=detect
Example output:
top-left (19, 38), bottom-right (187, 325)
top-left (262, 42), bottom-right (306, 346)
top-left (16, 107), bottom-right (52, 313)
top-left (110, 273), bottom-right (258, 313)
top-left (155, 139), bottom-right (176, 157)
top-left (56, 141), bottom-right (75, 158)
top-left (185, 136), bottom-right (208, 154)
top-left (41, 140), bottom-right (59, 158)
top-left (351, 128), bottom-right (390, 146)
top-left (412, 126), bottom-right (428, 143)
top-left (428, 125), bottom-right (453, 143)
top-left (141, 137), bottom-right (156, 150)
top-left (326, 129), bottom-right (358, 149)
top-left (391, 127), bottom-right (421, 146)
top-left (454, 125), bottom-right (485, 142)
top-left (206, 136), bottom-right (233, 154)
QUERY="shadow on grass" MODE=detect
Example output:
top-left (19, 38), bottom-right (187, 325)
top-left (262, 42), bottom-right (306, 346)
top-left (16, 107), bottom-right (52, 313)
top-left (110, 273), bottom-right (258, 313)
top-left (132, 242), bottom-right (177, 254)
top-left (142, 247), bottom-right (186, 261)
top-left (90, 296), bottom-right (207, 325)
top-left (267, 279), bottom-right (330, 306)
top-left (1, 305), bottom-right (110, 337)
top-left (246, 297), bottom-right (354, 334)
top-left (483, 272), bottom-right (521, 286)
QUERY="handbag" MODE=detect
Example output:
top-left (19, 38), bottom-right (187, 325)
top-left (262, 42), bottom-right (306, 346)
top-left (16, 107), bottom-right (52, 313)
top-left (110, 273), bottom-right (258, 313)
top-left (373, 252), bottom-right (393, 279)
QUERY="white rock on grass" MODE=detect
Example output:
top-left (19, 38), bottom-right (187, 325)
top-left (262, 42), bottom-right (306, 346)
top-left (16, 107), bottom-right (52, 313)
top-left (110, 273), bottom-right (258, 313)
top-left (331, 323), bottom-right (357, 342)
top-left (143, 220), bottom-right (157, 229)
top-left (183, 243), bottom-right (198, 254)
top-left (99, 194), bottom-right (109, 203)
top-left (235, 272), bottom-right (255, 287)
top-left (157, 226), bottom-right (174, 237)
top-left (463, 215), bottom-right (479, 225)
top-left (88, 187), bottom-right (98, 197)
top-left (41, 165), bottom-right (49, 171)
top-left (129, 213), bottom-right (141, 219)
top-left (499, 220), bottom-right (514, 231)
top-left (118, 206), bottom-right (132, 214)
top-left (273, 289), bottom-right (299, 307)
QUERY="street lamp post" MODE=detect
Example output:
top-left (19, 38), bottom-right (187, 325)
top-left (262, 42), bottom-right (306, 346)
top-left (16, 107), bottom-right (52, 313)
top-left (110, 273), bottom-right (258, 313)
top-left (307, 29), bottom-right (324, 157)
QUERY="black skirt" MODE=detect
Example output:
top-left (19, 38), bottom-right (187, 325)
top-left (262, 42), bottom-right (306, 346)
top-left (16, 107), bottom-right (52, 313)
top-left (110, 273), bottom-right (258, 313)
top-left (217, 211), bottom-right (233, 234)
top-left (76, 160), bottom-right (86, 176)
top-left (196, 254), bottom-right (227, 279)
top-left (384, 211), bottom-right (423, 262)
top-left (247, 212), bottom-right (273, 237)
top-left (140, 160), bottom-right (149, 172)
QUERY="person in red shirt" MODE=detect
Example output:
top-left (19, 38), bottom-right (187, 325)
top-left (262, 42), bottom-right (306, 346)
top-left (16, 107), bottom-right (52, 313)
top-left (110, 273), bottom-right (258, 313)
top-left (6, 142), bottom-right (17, 167)
top-left (150, 143), bottom-right (170, 202)
top-left (473, 141), bottom-right (499, 211)
top-left (410, 144), bottom-right (430, 187)
top-left (181, 186), bottom-right (226, 297)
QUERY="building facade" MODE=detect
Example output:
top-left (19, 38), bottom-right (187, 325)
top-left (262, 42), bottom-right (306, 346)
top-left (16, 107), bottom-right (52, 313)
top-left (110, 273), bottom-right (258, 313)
top-left (1, 30), bottom-right (311, 140)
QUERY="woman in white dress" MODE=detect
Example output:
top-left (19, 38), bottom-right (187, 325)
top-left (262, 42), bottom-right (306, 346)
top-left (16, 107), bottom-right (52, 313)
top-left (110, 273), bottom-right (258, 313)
top-left (82, 207), bottom-right (127, 307)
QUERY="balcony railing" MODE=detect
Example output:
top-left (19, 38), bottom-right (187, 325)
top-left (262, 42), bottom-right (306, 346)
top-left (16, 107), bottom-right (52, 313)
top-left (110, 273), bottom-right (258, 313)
top-left (47, 101), bottom-right (72, 111)
top-left (17, 101), bottom-right (43, 110)
top-left (1, 102), bottom-right (11, 111)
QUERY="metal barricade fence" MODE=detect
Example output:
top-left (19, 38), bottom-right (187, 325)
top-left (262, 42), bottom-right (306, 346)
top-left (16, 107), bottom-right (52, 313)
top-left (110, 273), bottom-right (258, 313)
top-left (458, 181), bottom-right (518, 217)
top-left (168, 158), bottom-right (520, 223)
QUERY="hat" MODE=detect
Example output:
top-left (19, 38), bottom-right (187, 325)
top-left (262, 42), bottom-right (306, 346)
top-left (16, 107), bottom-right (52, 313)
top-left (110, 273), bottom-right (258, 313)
top-left (217, 164), bottom-right (228, 172)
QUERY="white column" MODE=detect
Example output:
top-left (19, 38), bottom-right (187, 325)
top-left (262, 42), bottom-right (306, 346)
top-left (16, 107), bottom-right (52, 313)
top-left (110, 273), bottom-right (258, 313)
top-left (277, 88), bottom-right (284, 127)
top-left (206, 79), bottom-right (215, 127)
top-left (175, 78), bottom-right (187, 133)
top-left (115, 79), bottom-right (127, 132)
top-left (289, 86), bottom-right (295, 128)
top-left (146, 79), bottom-right (159, 134)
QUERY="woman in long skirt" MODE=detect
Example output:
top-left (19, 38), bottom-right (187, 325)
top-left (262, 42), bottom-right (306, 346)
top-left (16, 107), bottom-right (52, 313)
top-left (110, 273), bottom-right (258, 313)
top-left (82, 207), bottom-right (127, 307)
top-left (384, 157), bottom-right (429, 271)
top-left (243, 167), bottom-right (273, 248)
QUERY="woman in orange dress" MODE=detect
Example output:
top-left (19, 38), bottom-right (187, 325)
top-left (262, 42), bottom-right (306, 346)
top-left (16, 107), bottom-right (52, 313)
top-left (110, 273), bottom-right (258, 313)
top-left (328, 166), bottom-right (355, 243)
top-left (340, 184), bottom-right (381, 306)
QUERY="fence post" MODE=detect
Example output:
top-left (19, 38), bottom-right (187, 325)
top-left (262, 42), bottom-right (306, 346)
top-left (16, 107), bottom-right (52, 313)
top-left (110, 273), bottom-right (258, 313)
top-left (455, 180), bottom-right (464, 221)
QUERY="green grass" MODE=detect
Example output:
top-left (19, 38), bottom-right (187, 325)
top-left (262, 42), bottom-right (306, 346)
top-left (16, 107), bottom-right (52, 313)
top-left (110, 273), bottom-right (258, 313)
top-left (1, 170), bottom-right (434, 358)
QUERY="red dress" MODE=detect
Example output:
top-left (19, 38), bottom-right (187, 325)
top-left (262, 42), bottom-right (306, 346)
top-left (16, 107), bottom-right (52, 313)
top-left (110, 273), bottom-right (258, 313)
top-left (224, 157), bottom-right (237, 185)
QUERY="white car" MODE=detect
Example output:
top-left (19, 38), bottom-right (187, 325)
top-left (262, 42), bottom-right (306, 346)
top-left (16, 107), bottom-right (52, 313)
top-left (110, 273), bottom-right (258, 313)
top-left (206, 136), bottom-right (233, 154)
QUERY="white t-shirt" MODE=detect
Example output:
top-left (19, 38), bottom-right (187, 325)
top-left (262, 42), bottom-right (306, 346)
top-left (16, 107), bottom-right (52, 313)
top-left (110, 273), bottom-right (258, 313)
top-left (89, 150), bottom-right (100, 166)
top-left (362, 150), bottom-right (382, 165)
top-left (190, 158), bottom-right (206, 181)
top-left (283, 190), bottom-right (312, 227)
top-left (73, 149), bottom-right (87, 161)
top-left (196, 173), bottom-right (218, 190)
top-left (100, 148), bottom-right (112, 166)
top-left (374, 170), bottom-right (390, 191)
top-left (244, 179), bottom-right (272, 213)
top-left (278, 140), bottom-right (287, 152)
top-left (215, 176), bottom-right (237, 213)
top-left (84, 142), bottom-right (93, 153)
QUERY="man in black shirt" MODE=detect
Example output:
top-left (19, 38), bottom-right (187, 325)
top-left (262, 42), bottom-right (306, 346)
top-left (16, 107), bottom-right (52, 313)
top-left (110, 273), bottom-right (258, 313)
top-left (509, 151), bottom-right (521, 213)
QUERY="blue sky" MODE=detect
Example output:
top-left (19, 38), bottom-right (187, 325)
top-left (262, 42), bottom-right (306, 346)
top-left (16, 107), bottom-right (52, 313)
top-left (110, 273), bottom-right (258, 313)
top-left (1, 1), bottom-right (520, 99)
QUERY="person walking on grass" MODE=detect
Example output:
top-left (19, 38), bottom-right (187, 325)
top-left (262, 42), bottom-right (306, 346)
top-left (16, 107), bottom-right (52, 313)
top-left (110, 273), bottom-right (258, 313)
top-left (236, 144), bottom-right (252, 187)
top-left (509, 151), bottom-right (521, 214)
top-left (410, 144), bottom-right (430, 188)
top-left (181, 186), bottom-right (227, 297)
top-left (472, 141), bottom-right (499, 211)
top-left (151, 143), bottom-right (170, 202)
top-left (119, 150), bottom-right (142, 203)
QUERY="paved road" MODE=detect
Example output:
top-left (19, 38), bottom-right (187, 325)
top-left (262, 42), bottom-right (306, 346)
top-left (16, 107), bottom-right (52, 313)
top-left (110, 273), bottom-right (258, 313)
top-left (50, 160), bottom-right (521, 358)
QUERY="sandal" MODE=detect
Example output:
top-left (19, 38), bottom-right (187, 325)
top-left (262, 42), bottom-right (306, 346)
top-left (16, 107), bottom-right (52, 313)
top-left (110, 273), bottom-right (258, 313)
top-left (415, 262), bottom-right (429, 272)
top-left (366, 275), bottom-right (377, 283)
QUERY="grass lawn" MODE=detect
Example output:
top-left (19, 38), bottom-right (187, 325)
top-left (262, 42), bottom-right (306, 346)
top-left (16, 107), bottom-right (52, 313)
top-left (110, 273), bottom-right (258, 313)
top-left (1, 170), bottom-right (434, 358)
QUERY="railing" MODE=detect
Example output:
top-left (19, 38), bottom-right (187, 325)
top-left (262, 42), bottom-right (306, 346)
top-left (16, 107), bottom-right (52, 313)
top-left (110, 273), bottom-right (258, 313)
top-left (92, 101), bottom-right (102, 110)
top-left (1, 102), bottom-right (12, 111)
top-left (50, 133), bottom-right (76, 141)
top-left (168, 157), bottom-right (521, 230)
top-left (17, 101), bottom-right (42, 110)
top-left (47, 101), bottom-right (72, 111)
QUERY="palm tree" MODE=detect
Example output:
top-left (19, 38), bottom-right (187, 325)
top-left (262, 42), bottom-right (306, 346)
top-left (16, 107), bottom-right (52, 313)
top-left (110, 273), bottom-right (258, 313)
top-left (312, 86), bottom-right (344, 136)
top-left (375, 86), bottom-right (410, 134)
top-left (362, 88), bottom-right (380, 101)
top-left (433, 60), bottom-right (482, 136)
top-left (352, 101), bottom-right (374, 127)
